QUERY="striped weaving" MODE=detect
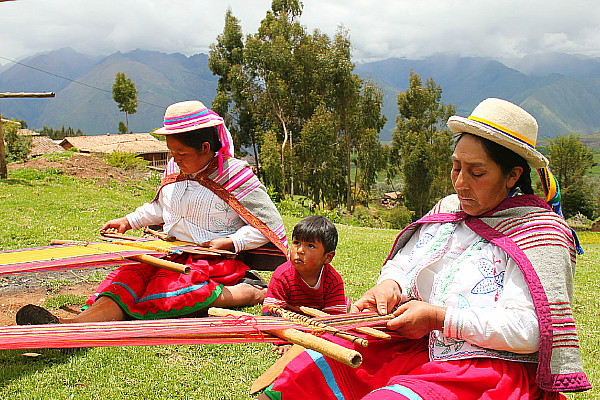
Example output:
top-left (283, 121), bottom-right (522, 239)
top-left (0, 312), bottom-right (387, 350)
top-left (0, 239), bottom-right (208, 277)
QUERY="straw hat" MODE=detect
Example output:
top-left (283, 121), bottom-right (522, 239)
top-left (154, 100), bottom-right (222, 135)
top-left (447, 98), bottom-right (548, 168)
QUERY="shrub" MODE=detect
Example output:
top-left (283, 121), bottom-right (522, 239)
top-left (3, 123), bottom-right (31, 162)
top-left (104, 151), bottom-right (149, 170)
top-left (381, 205), bottom-right (415, 230)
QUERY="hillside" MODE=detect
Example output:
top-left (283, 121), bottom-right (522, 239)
top-left (2, 49), bottom-right (600, 139)
top-left (355, 54), bottom-right (600, 140)
top-left (0, 49), bottom-right (217, 135)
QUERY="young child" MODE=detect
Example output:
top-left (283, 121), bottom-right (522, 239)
top-left (262, 215), bottom-right (348, 316)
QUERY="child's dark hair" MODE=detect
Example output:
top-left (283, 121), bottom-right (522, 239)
top-left (456, 133), bottom-right (533, 194)
top-left (292, 215), bottom-right (338, 253)
top-left (171, 126), bottom-right (222, 152)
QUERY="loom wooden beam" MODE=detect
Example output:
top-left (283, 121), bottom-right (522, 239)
top-left (208, 307), bottom-right (362, 368)
top-left (299, 306), bottom-right (391, 340)
top-left (49, 239), bottom-right (191, 274)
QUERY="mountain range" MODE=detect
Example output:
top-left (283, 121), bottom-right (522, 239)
top-left (1, 48), bottom-right (600, 141)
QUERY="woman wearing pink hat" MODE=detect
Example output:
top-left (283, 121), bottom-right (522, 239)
top-left (17, 101), bottom-right (287, 324)
top-left (259, 99), bottom-right (590, 399)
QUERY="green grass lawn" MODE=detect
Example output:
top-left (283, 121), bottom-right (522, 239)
top-left (0, 168), bottom-right (598, 399)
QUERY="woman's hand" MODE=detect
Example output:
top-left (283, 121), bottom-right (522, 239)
top-left (351, 279), bottom-right (402, 315)
top-left (101, 217), bottom-right (132, 234)
top-left (200, 237), bottom-right (235, 251)
top-left (386, 300), bottom-right (447, 339)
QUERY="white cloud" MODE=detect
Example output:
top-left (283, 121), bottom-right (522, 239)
top-left (1, 0), bottom-right (599, 63)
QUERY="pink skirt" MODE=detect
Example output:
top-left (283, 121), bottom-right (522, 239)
top-left (265, 335), bottom-right (566, 400)
top-left (85, 254), bottom-right (248, 319)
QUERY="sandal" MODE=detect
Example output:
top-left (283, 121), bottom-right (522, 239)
top-left (16, 304), bottom-right (59, 325)
top-left (16, 304), bottom-right (87, 355)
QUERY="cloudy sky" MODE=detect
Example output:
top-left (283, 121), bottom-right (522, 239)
top-left (1, 0), bottom-right (600, 67)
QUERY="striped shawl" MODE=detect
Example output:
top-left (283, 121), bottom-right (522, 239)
top-left (386, 194), bottom-right (590, 392)
top-left (156, 156), bottom-right (288, 254)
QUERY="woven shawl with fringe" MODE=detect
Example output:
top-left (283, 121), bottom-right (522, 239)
top-left (157, 156), bottom-right (288, 255)
top-left (385, 194), bottom-right (590, 392)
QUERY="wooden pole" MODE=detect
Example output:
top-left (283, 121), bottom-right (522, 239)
top-left (0, 113), bottom-right (6, 179)
top-left (208, 307), bottom-right (363, 368)
top-left (0, 92), bottom-right (56, 98)
top-left (0, 92), bottom-right (55, 179)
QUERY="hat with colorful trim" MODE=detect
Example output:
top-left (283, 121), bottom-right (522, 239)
top-left (155, 100), bottom-right (223, 135)
top-left (447, 98), bottom-right (548, 168)
top-left (155, 100), bottom-right (234, 173)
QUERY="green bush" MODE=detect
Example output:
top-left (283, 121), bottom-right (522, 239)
top-left (381, 204), bottom-right (415, 229)
top-left (3, 123), bottom-right (31, 162)
top-left (104, 151), bottom-right (149, 170)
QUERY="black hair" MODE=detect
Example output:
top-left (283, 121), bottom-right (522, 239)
top-left (292, 215), bottom-right (338, 253)
top-left (456, 133), bottom-right (534, 194)
top-left (171, 126), bottom-right (222, 153)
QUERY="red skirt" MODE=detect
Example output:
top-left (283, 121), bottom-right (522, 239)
top-left (85, 254), bottom-right (248, 319)
top-left (265, 335), bottom-right (566, 400)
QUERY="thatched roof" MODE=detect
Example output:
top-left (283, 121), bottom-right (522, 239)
top-left (28, 136), bottom-right (65, 157)
top-left (60, 133), bottom-right (168, 155)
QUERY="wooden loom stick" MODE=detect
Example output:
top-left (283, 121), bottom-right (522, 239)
top-left (249, 343), bottom-right (305, 395)
top-left (98, 232), bottom-right (143, 241)
top-left (250, 307), bottom-right (391, 394)
top-left (102, 232), bottom-right (238, 257)
top-left (99, 238), bottom-right (225, 257)
top-left (127, 254), bottom-right (191, 274)
top-left (208, 307), bottom-right (362, 368)
top-left (270, 306), bottom-right (369, 347)
top-left (143, 226), bottom-right (176, 241)
top-left (299, 306), bottom-right (391, 340)
top-left (49, 239), bottom-right (191, 274)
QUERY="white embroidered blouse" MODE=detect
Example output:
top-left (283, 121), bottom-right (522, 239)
top-left (378, 221), bottom-right (539, 362)
top-left (126, 179), bottom-right (269, 252)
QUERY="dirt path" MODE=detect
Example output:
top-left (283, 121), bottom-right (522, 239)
top-left (8, 152), bottom-right (150, 185)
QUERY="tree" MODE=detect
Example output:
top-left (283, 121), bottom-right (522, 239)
top-left (118, 121), bottom-right (128, 134)
top-left (244, 1), bottom-right (305, 194)
top-left (260, 129), bottom-right (284, 193)
top-left (3, 120), bottom-right (30, 162)
top-left (112, 72), bottom-right (138, 133)
top-left (351, 81), bottom-right (387, 208)
top-left (547, 133), bottom-right (596, 218)
top-left (391, 71), bottom-right (455, 217)
top-left (547, 134), bottom-right (594, 189)
top-left (40, 125), bottom-right (84, 140)
top-left (210, 1), bottom-right (386, 209)
top-left (295, 105), bottom-right (346, 207)
top-left (209, 9), bottom-right (257, 160)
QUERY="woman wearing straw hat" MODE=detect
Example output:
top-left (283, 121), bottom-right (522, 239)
top-left (17, 100), bottom-right (287, 324)
top-left (259, 98), bottom-right (590, 399)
